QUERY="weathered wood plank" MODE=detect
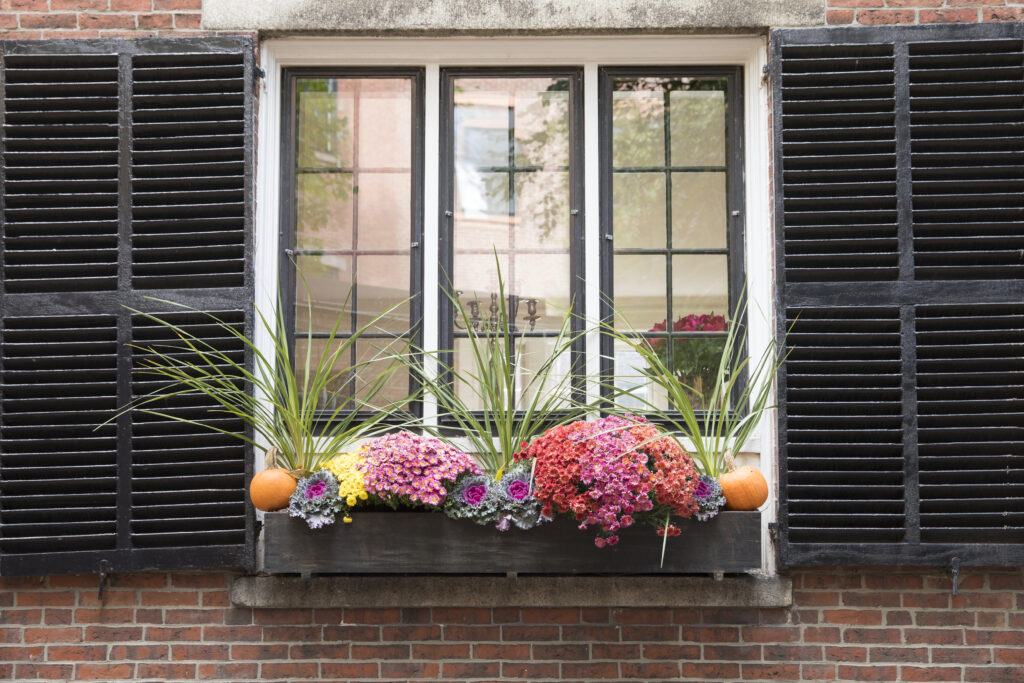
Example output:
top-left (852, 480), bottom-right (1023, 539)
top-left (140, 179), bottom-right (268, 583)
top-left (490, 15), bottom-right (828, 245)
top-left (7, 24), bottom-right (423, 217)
top-left (262, 511), bottom-right (761, 574)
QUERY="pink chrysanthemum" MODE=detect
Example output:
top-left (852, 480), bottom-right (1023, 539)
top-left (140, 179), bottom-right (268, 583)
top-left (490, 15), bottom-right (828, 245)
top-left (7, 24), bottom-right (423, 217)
top-left (357, 432), bottom-right (480, 509)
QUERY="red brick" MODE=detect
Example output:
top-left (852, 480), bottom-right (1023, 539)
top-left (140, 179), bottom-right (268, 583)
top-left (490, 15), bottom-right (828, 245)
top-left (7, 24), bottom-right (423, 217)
top-left (904, 629), bottom-right (964, 645)
top-left (252, 608), bottom-right (312, 625)
top-left (804, 663), bottom-right (838, 680)
top-left (52, 0), bottom-right (108, 7)
top-left (0, 646), bottom-right (43, 660)
top-left (136, 662), bottom-right (195, 679)
top-left (75, 663), bottom-right (133, 679)
top-left (23, 627), bottom-right (80, 643)
top-left (0, 629), bottom-right (22, 643)
top-left (351, 643), bottom-right (410, 659)
top-left (170, 573), bottom-right (229, 589)
top-left (134, 609), bottom-right (163, 624)
top-left (622, 661), bottom-right (681, 678)
top-left (109, 644), bottom-right (168, 660)
top-left (886, 611), bottom-right (913, 626)
top-left (612, 608), bottom-right (672, 624)
top-left (401, 607), bottom-right (433, 623)
top-left (581, 607), bottom-right (608, 623)
top-left (9, 0), bottom-right (48, 9)
top-left (79, 591), bottom-right (136, 607)
top-left (562, 662), bottom-right (619, 679)
top-left (826, 646), bottom-right (868, 662)
top-left (230, 644), bottom-right (287, 659)
top-left (111, 574), bottom-right (166, 589)
top-left (947, 0), bottom-right (1003, 4)
top-left (84, 626), bottom-right (142, 641)
top-left (474, 643), bottom-right (530, 659)
top-left (321, 662), bottom-right (379, 678)
top-left (145, 626), bottom-right (200, 641)
top-left (48, 645), bottom-right (106, 661)
top-left (869, 646), bottom-right (929, 662)
top-left (933, 647), bottom-right (991, 664)
top-left (203, 625), bottom-right (261, 641)
top-left (140, 589), bottom-right (198, 606)
top-left (917, 611), bottom-right (975, 627)
top-left (995, 649), bottom-right (1024, 664)
top-left (805, 627), bottom-right (842, 644)
top-left (533, 643), bottom-right (590, 660)
top-left (342, 608), bottom-right (400, 624)
top-left (684, 662), bottom-right (740, 679)
top-left (431, 607), bottom-right (491, 624)
top-left (444, 624), bottom-right (501, 641)
top-left (16, 592), bottom-right (75, 607)
top-left (681, 626), bottom-right (738, 642)
top-left (561, 625), bottom-right (620, 641)
top-left (764, 644), bottom-right (824, 661)
top-left (921, 8), bottom-right (980, 21)
top-left (927, 574), bottom-right (984, 591)
top-left (0, 577), bottom-right (44, 590)
top-left (502, 661), bottom-right (560, 678)
top-left (593, 643), bottom-right (642, 659)
top-left (795, 591), bottom-right (841, 607)
top-left (170, 643), bottom-right (230, 660)
top-left (702, 607), bottom-right (761, 624)
top-left (201, 591), bottom-right (230, 608)
top-left (14, 664), bottom-right (73, 680)
top-left (844, 628), bottom-right (902, 644)
top-left (164, 608), bottom-right (222, 624)
top-left (886, 0), bottom-right (942, 5)
top-left (954, 593), bottom-right (1014, 610)
top-left (842, 592), bottom-right (901, 608)
top-left (410, 643), bottom-right (469, 659)
top-left (838, 664), bottom-right (899, 681)
top-left (521, 607), bottom-right (579, 624)
top-left (321, 624), bottom-right (379, 641)
top-left (643, 643), bottom-right (700, 659)
top-left (976, 612), bottom-right (1006, 628)
top-left (967, 630), bottom-right (1024, 646)
top-left (704, 644), bottom-right (762, 661)
top-left (381, 661), bottom-right (440, 678)
top-left (989, 573), bottom-right (1024, 590)
top-left (824, 610), bottom-right (883, 626)
top-left (440, 661), bottom-right (497, 678)
top-left (829, 0), bottom-right (884, 5)
top-left (743, 626), bottom-right (801, 643)
top-left (503, 625), bottom-right (561, 641)
top-left (261, 662), bottom-right (318, 679)
top-left (288, 643), bottom-right (351, 659)
top-left (903, 593), bottom-right (948, 609)
top-left (381, 624), bottom-right (441, 640)
top-left (1, 610), bottom-right (41, 625)
top-left (313, 608), bottom-right (345, 624)
top-left (620, 625), bottom-right (680, 641)
top-left (74, 608), bottom-right (134, 624)
top-left (154, 0), bottom-right (199, 7)
top-left (111, 0), bottom-right (152, 8)
top-left (743, 663), bottom-right (801, 680)
top-left (199, 662), bottom-right (259, 679)
top-left (966, 667), bottom-right (1024, 683)
top-left (902, 665), bottom-right (962, 681)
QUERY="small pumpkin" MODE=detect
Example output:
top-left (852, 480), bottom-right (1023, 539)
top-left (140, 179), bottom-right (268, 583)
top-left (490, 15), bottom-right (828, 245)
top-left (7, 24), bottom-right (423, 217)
top-left (249, 468), bottom-right (297, 511)
top-left (719, 465), bottom-right (768, 511)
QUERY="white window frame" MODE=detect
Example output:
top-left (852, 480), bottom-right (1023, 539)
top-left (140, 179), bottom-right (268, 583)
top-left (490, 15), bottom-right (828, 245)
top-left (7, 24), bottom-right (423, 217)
top-left (255, 35), bottom-right (777, 572)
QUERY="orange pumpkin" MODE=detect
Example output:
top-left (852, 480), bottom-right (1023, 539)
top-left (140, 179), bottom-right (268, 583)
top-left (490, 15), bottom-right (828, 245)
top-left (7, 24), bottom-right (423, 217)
top-left (249, 468), bottom-right (297, 511)
top-left (719, 465), bottom-right (768, 511)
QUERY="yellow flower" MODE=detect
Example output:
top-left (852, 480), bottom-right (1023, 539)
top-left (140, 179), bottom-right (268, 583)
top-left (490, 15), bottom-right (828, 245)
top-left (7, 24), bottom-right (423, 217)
top-left (325, 451), bottom-right (369, 510)
top-left (343, 516), bottom-right (353, 523)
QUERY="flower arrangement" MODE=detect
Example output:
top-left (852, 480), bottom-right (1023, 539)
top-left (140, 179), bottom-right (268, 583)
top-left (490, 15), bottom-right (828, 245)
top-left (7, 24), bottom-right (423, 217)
top-left (358, 431), bottom-right (481, 509)
top-left (515, 415), bottom-right (699, 548)
top-left (647, 313), bottom-right (728, 408)
top-left (444, 461), bottom-right (547, 531)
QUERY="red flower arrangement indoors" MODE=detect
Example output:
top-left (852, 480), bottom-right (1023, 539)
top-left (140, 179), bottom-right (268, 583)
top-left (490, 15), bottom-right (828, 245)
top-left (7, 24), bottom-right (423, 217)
top-left (515, 415), bottom-right (699, 547)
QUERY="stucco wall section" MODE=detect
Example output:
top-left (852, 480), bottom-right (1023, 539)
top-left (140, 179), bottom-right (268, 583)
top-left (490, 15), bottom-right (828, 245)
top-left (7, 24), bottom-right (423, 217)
top-left (201, 0), bottom-right (826, 32)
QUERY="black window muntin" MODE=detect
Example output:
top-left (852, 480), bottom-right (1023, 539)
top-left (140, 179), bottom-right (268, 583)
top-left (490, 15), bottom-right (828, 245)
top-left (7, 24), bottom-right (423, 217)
top-left (437, 67), bottom-right (587, 420)
top-left (279, 67), bottom-right (426, 421)
top-left (597, 66), bottom-right (747, 420)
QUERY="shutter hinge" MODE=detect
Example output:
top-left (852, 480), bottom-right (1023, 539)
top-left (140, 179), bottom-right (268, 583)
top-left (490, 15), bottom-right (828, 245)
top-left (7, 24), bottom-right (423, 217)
top-left (948, 556), bottom-right (962, 596)
top-left (767, 522), bottom-right (779, 546)
top-left (97, 559), bottom-right (112, 601)
top-left (254, 65), bottom-right (266, 90)
top-left (761, 63), bottom-right (770, 87)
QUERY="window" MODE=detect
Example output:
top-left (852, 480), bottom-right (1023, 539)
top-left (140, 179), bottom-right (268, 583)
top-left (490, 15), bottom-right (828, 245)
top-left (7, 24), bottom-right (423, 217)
top-left (281, 70), bottom-right (424, 415)
top-left (280, 60), bottom-right (749, 420)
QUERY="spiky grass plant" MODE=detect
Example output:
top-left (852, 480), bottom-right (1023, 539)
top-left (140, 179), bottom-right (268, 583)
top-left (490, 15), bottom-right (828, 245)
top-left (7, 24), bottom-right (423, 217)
top-left (117, 294), bottom-right (411, 478)
top-left (601, 290), bottom-right (786, 478)
top-left (406, 261), bottom-right (587, 477)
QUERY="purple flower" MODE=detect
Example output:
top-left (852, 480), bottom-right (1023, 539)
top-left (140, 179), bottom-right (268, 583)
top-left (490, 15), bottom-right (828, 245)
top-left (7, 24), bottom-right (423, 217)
top-left (694, 478), bottom-right (711, 500)
top-left (306, 481), bottom-right (327, 499)
top-left (506, 479), bottom-right (530, 501)
top-left (462, 484), bottom-right (488, 506)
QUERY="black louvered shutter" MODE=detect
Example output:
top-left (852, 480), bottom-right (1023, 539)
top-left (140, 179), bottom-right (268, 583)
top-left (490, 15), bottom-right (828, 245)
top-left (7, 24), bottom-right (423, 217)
top-left (774, 23), bottom-right (1024, 567)
top-left (0, 37), bottom-right (255, 576)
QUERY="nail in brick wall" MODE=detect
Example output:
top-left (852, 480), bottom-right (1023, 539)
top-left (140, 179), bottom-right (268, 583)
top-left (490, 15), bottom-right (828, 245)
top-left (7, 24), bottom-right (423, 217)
top-left (0, 569), bottom-right (1022, 682)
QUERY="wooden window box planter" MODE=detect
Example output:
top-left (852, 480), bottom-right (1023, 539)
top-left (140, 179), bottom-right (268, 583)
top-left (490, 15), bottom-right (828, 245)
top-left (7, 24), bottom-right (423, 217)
top-left (262, 510), bottom-right (761, 574)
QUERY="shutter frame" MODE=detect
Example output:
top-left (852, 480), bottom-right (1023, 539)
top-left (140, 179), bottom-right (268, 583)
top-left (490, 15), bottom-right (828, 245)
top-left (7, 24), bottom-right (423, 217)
top-left (0, 37), bottom-right (256, 576)
top-left (774, 23), bottom-right (1024, 568)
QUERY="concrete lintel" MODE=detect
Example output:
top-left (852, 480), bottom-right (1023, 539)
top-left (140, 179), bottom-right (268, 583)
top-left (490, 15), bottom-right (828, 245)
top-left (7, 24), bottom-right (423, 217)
top-left (202, 0), bottom-right (826, 32)
top-left (231, 575), bottom-right (793, 608)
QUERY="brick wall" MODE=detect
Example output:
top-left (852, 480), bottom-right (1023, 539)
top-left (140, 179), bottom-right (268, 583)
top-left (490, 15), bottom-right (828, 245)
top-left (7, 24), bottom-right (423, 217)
top-left (1, 569), bottom-right (1022, 682)
top-left (0, 0), bottom-right (205, 39)
top-left (826, 0), bottom-right (1024, 25)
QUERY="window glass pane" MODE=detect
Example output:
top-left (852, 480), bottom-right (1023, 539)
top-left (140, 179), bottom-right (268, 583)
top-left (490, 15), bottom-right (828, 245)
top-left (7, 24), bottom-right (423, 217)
top-left (357, 80), bottom-right (413, 168)
top-left (613, 254), bottom-right (667, 330)
top-left (296, 79), bottom-right (354, 168)
top-left (611, 337), bottom-right (674, 412)
top-left (295, 253), bottom-right (352, 333)
top-left (671, 171), bottom-right (727, 249)
top-left (671, 254), bottom-right (729, 320)
top-left (611, 88), bottom-right (664, 167)
top-left (451, 75), bottom-right (572, 330)
top-left (293, 338), bottom-right (409, 410)
top-left (670, 86), bottom-right (726, 167)
top-left (515, 336), bottom-right (573, 409)
top-left (296, 173), bottom-right (353, 251)
top-left (354, 254), bottom-right (411, 332)
top-left (356, 173), bottom-right (411, 250)
top-left (613, 172), bottom-right (666, 249)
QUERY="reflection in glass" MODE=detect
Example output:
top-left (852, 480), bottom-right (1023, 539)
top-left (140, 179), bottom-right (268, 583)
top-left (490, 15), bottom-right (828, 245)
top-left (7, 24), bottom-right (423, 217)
top-left (296, 173), bottom-right (353, 251)
top-left (670, 88), bottom-right (726, 167)
top-left (672, 254), bottom-right (729, 318)
top-left (613, 172), bottom-right (665, 249)
top-left (293, 338), bottom-right (409, 410)
top-left (613, 254), bottom-right (667, 330)
top-left (611, 89), bottom-right (664, 167)
top-left (671, 172), bottom-right (727, 249)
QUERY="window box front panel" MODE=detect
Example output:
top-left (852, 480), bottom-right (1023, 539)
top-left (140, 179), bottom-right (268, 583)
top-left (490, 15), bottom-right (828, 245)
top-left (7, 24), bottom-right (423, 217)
top-left (261, 510), bottom-right (760, 574)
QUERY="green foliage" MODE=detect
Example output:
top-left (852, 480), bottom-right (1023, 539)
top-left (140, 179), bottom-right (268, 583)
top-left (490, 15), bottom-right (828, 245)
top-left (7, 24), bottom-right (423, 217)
top-left (602, 290), bottom-right (787, 478)
top-left (115, 291), bottom-right (410, 477)
top-left (403, 258), bottom-right (587, 477)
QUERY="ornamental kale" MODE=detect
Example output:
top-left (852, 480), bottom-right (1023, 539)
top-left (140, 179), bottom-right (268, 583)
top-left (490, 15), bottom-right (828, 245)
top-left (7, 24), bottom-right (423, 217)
top-left (288, 470), bottom-right (342, 529)
top-left (693, 474), bottom-right (726, 521)
top-left (444, 461), bottom-right (548, 531)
